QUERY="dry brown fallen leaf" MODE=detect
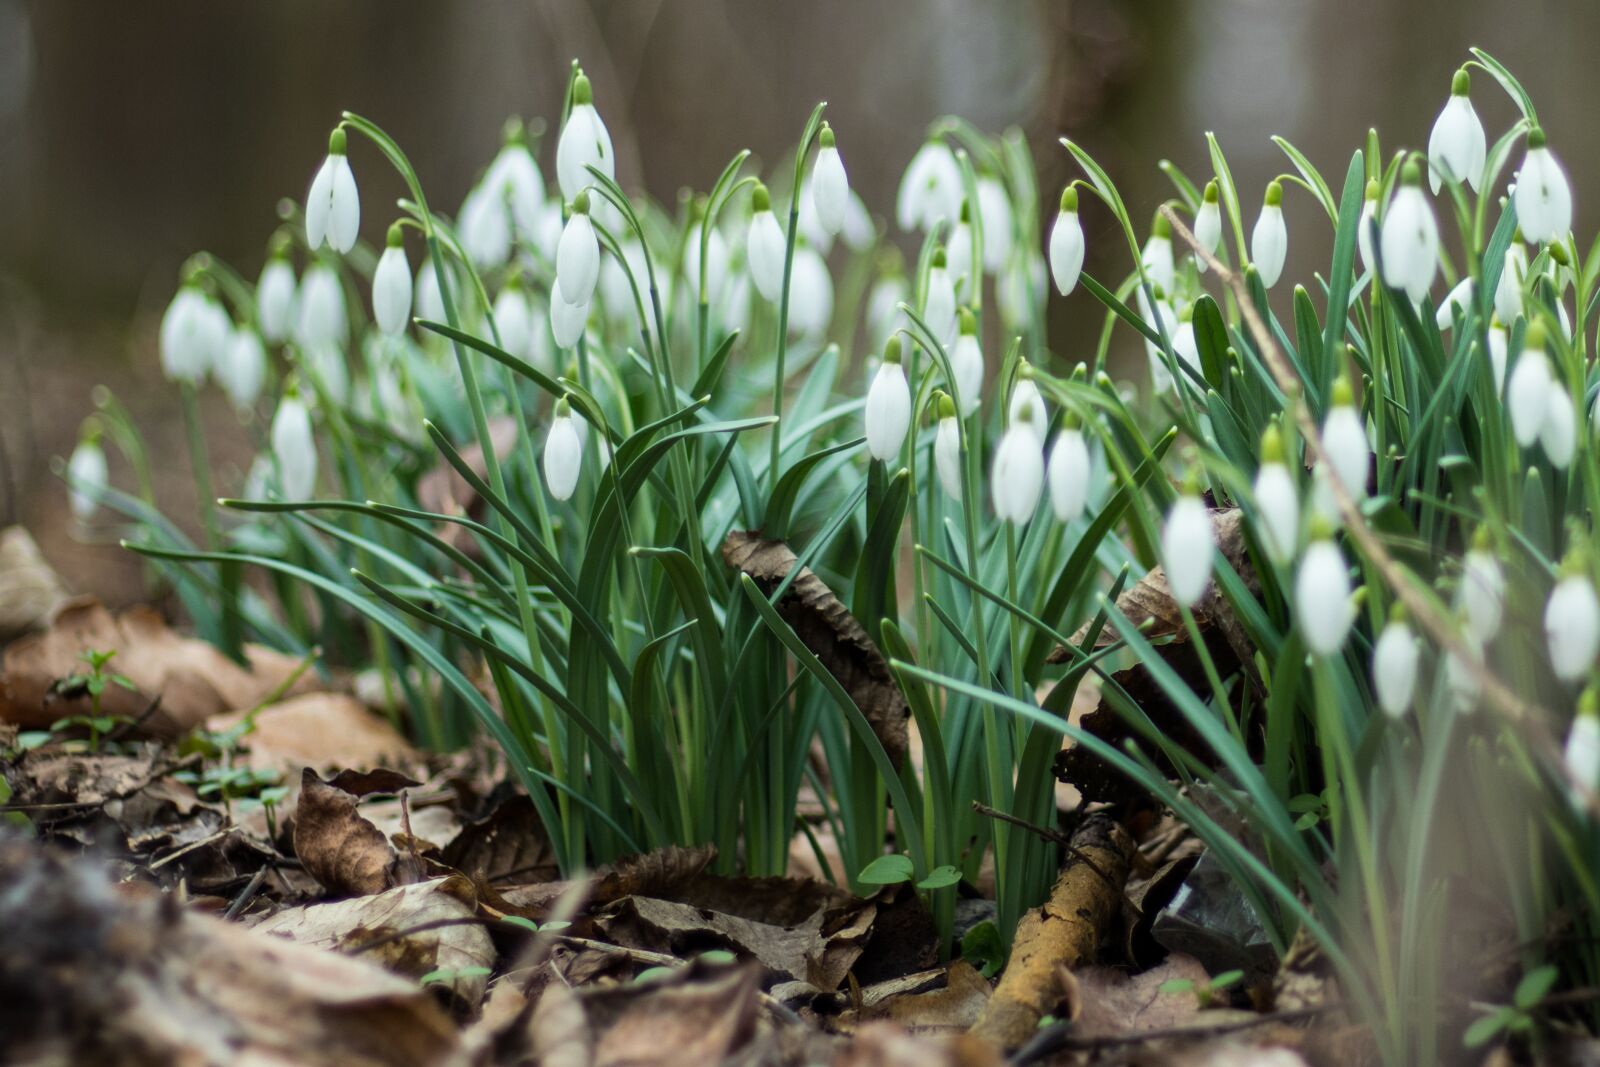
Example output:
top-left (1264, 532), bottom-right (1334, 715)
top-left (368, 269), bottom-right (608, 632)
top-left (0, 526), bottom-right (71, 640)
top-left (837, 1022), bottom-right (1003, 1067)
top-left (576, 961), bottom-right (765, 1067)
top-left (723, 530), bottom-right (909, 768)
top-left (497, 843), bottom-right (718, 917)
top-left (869, 960), bottom-right (992, 1033)
top-left (207, 693), bottom-right (420, 777)
top-left (0, 598), bottom-right (318, 736)
top-left (293, 768), bottom-right (427, 896)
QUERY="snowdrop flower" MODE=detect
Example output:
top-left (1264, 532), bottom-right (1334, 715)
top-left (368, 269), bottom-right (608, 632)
top-left (948, 307), bottom-right (983, 416)
top-left (1495, 241), bottom-right (1528, 325)
top-left (933, 393), bottom-right (963, 500)
top-left (294, 263), bottom-right (348, 349)
top-left (1322, 376), bottom-right (1369, 505)
top-left (159, 282), bottom-right (228, 384)
top-left (1372, 608), bottom-right (1420, 717)
top-left (1435, 278), bottom-right (1473, 331)
top-left (1427, 69), bottom-right (1486, 192)
top-left (840, 190), bottom-right (876, 252)
top-left (1297, 536), bottom-right (1356, 657)
top-left (556, 71), bottom-right (615, 201)
top-left (746, 182), bottom-right (787, 303)
top-left (481, 120), bottom-right (545, 238)
top-left (550, 278), bottom-right (589, 349)
top-left (458, 186), bottom-right (512, 269)
top-left (896, 139), bottom-right (962, 232)
top-left (684, 216), bottom-right (729, 306)
top-left (1445, 631), bottom-right (1484, 713)
top-left (544, 397), bottom-right (583, 502)
top-left (1543, 383), bottom-right (1576, 468)
top-left (1173, 305), bottom-right (1200, 375)
top-left (811, 122), bottom-right (848, 236)
top-left (977, 176), bottom-right (1014, 274)
top-left (999, 251), bottom-right (1045, 336)
top-left (219, 326), bottom-right (266, 411)
top-left (1253, 424), bottom-right (1299, 565)
top-left (1514, 127), bottom-right (1572, 245)
top-left (1507, 321), bottom-right (1551, 448)
top-left (1547, 555), bottom-right (1600, 682)
top-left (493, 276), bottom-right (535, 360)
top-left (992, 404), bottom-right (1045, 524)
top-left (1008, 371), bottom-right (1048, 442)
top-left (1565, 695), bottom-right (1600, 801)
top-left (1459, 529), bottom-right (1504, 643)
top-left (1357, 179), bottom-right (1380, 277)
top-left (1487, 321), bottom-right (1508, 393)
top-left (1380, 162), bottom-right (1438, 304)
top-left (302, 342), bottom-right (349, 406)
top-left (1048, 421), bottom-right (1090, 523)
top-left (1049, 187), bottom-right (1084, 296)
top-left (256, 247), bottom-right (296, 345)
top-left (947, 202), bottom-right (975, 299)
top-left (1193, 181), bottom-right (1222, 272)
top-left (1142, 212), bottom-right (1176, 296)
top-left (865, 338), bottom-right (911, 462)
top-left (556, 191), bottom-right (600, 307)
top-left (1162, 486), bottom-right (1214, 608)
top-left (597, 239), bottom-right (644, 327)
top-left (66, 426), bottom-right (107, 521)
top-left (305, 128), bottom-right (360, 254)
top-left (1136, 286), bottom-right (1179, 393)
top-left (372, 224), bottom-right (412, 336)
top-left (1252, 181), bottom-right (1287, 288)
top-left (923, 248), bottom-right (958, 346)
top-left (867, 268), bottom-right (909, 349)
top-left (787, 245), bottom-right (833, 339)
top-left (270, 388), bottom-right (317, 500)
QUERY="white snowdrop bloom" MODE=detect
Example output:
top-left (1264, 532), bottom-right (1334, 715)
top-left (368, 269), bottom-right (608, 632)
top-left (1049, 188), bottom-right (1085, 296)
top-left (924, 250), bottom-right (958, 346)
top-left (1435, 278), bottom-right (1473, 331)
top-left (992, 407), bottom-right (1045, 524)
top-left (1542, 383), bottom-right (1576, 467)
top-left (1487, 321), bottom-right (1508, 393)
top-left (544, 398), bottom-right (583, 502)
top-left (66, 431), bottom-right (107, 521)
top-left (256, 254), bottom-right (297, 345)
top-left (787, 245), bottom-right (833, 340)
top-left (684, 220), bottom-right (729, 305)
top-left (948, 308), bottom-right (984, 417)
top-left (868, 272), bottom-right (909, 349)
top-left (1297, 538), bottom-right (1356, 657)
top-left (797, 177), bottom-right (833, 254)
top-left (1193, 182), bottom-right (1222, 272)
top-left (1008, 375), bottom-right (1048, 443)
top-left (1372, 616), bottom-right (1420, 717)
top-left (1173, 310), bottom-right (1200, 375)
top-left (839, 190), bottom-right (876, 252)
top-left (947, 206), bottom-right (975, 299)
top-left (1136, 287), bottom-right (1179, 393)
top-left (1048, 425), bottom-right (1090, 523)
top-left (481, 127), bottom-right (545, 237)
top-left (556, 72), bottom-right (615, 200)
top-left (270, 391), bottom-right (317, 500)
top-left (1507, 323), bottom-right (1551, 447)
top-left (811, 123), bottom-right (849, 236)
top-left (305, 128), bottom-right (360, 254)
top-left (1322, 380), bottom-right (1369, 504)
top-left (493, 281), bottom-right (535, 360)
top-left (294, 264), bottom-right (348, 349)
top-left (1565, 706), bottom-right (1600, 800)
top-left (556, 192), bottom-right (600, 307)
top-left (977, 176), bottom-right (1014, 273)
top-left (1142, 215), bottom-right (1176, 297)
top-left (527, 299), bottom-right (556, 374)
top-left (372, 225), bottom-right (413, 336)
top-left (1162, 492), bottom-right (1215, 607)
top-left (1514, 128), bottom-right (1573, 245)
top-left (746, 182), bottom-right (787, 303)
top-left (1381, 162), bottom-right (1439, 304)
top-left (933, 394), bottom-right (963, 500)
top-left (1547, 570), bottom-right (1600, 682)
top-left (996, 251), bottom-right (1045, 333)
top-left (1495, 242), bottom-right (1528, 325)
top-left (532, 201), bottom-right (566, 263)
top-left (303, 342), bottom-right (349, 406)
top-left (896, 139), bottom-right (962, 232)
top-left (550, 277), bottom-right (590, 349)
top-left (1251, 182), bottom-right (1287, 288)
top-left (1357, 180), bottom-right (1380, 277)
top-left (864, 339), bottom-right (911, 462)
top-left (458, 186), bottom-right (512, 270)
top-left (1428, 69), bottom-right (1486, 192)
top-left (1460, 543), bottom-right (1504, 644)
top-left (414, 257), bottom-right (446, 325)
top-left (219, 326), bottom-right (266, 410)
top-left (1445, 635), bottom-right (1484, 713)
top-left (1253, 425), bottom-right (1299, 565)
top-left (159, 284), bottom-right (227, 384)
top-left (597, 240), bottom-right (642, 327)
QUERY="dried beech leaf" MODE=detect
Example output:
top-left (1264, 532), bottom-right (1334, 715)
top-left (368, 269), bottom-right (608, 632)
top-left (723, 530), bottom-right (909, 767)
top-left (531, 980), bottom-right (594, 1067)
top-left (838, 1022), bottom-right (1003, 1067)
top-left (441, 792), bottom-right (558, 885)
top-left (580, 962), bottom-right (762, 1067)
top-left (872, 960), bottom-right (992, 1032)
top-left (293, 768), bottom-right (424, 896)
top-left (208, 694), bottom-right (419, 778)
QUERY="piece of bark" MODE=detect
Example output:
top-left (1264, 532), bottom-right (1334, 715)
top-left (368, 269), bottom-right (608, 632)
top-left (968, 813), bottom-right (1135, 1048)
top-left (722, 530), bottom-right (909, 768)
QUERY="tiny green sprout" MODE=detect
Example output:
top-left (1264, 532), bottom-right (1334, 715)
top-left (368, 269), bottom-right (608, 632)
top-left (1060, 186), bottom-right (1078, 213)
top-left (1203, 180), bottom-right (1219, 204)
top-left (960, 920), bottom-right (1005, 978)
top-left (1264, 180), bottom-right (1283, 207)
top-left (634, 966), bottom-right (676, 984)
top-left (420, 965), bottom-right (492, 988)
top-left (856, 853), bottom-right (914, 885)
top-left (1463, 964), bottom-right (1557, 1048)
top-left (1160, 968), bottom-right (1243, 1009)
top-left (698, 949), bottom-right (737, 965)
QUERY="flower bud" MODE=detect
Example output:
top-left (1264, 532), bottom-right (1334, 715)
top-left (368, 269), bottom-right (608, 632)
top-left (1048, 423), bottom-right (1090, 522)
top-left (992, 404), bottom-right (1045, 524)
top-left (1515, 127), bottom-right (1573, 244)
top-left (1048, 187), bottom-right (1084, 296)
top-left (1427, 68), bottom-right (1486, 193)
top-left (1372, 608), bottom-right (1419, 717)
top-left (1297, 536), bottom-right (1356, 657)
top-left (933, 393), bottom-right (962, 500)
top-left (544, 397), bottom-right (583, 501)
top-left (557, 70), bottom-right (616, 201)
top-left (1251, 181), bottom-right (1287, 288)
top-left (305, 127), bottom-right (360, 254)
top-left (864, 338), bottom-right (911, 462)
top-left (372, 224), bottom-right (413, 335)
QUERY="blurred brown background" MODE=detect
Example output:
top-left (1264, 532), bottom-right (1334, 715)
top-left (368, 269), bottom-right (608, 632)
top-left (1, 0), bottom-right (1595, 602)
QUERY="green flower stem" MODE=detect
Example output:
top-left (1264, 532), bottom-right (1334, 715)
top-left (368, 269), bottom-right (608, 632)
top-left (178, 381), bottom-right (218, 552)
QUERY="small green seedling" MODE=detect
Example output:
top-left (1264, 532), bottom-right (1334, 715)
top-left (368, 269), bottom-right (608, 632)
top-left (856, 853), bottom-right (962, 891)
top-left (1160, 968), bottom-right (1244, 1009)
top-left (961, 920), bottom-right (1006, 979)
top-left (499, 916), bottom-right (572, 935)
top-left (1463, 965), bottom-right (1558, 1049)
top-left (419, 965), bottom-right (492, 988)
top-left (51, 649), bottom-right (137, 751)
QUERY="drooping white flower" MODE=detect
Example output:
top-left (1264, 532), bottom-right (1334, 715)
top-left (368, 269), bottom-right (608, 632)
top-left (948, 308), bottom-right (983, 418)
top-left (992, 406), bottom-right (1045, 524)
top-left (1547, 568), bottom-right (1600, 682)
top-left (865, 340), bottom-right (911, 462)
top-left (219, 326), bottom-right (266, 410)
top-left (1322, 378), bottom-right (1369, 504)
top-left (544, 398), bottom-right (583, 501)
top-left (1459, 540), bottom-right (1504, 644)
top-left (1565, 703), bottom-right (1600, 801)
top-left (1193, 181), bottom-right (1222, 272)
top-left (1008, 374), bottom-right (1048, 442)
top-left (256, 252), bottom-right (297, 345)
top-left (556, 191), bottom-right (601, 307)
top-left (66, 430), bottom-right (107, 521)
top-left (1428, 69), bottom-right (1486, 193)
top-left (550, 277), bottom-right (589, 349)
top-left (458, 186), bottom-right (512, 269)
top-left (1380, 162), bottom-right (1439, 304)
top-left (1048, 425), bottom-right (1090, 522)
top-left (493, 279), bottom-right (535, 360)
top-left (294, 263), bottom-right (348, 350)
top-left (270, 390), bottom-right (317, 500)
top-left (1173, 306), bottom-right (1200, 375)
top-left (1162, 491), bottom-right (1215, 607)
top-left (684, 219), bottom-right (729, 306)
top-left (971, 176), bottom-right (1012, 273)
top-left (1507, 322), bottom-right (1551, 447)
top-left (896, 139), bottom-right (962, 232)
top-left (597, 239), bottom-right (644, 327)
top-left (1252, 181), bottom-right (1287, 288)
top-left (811, 123), bottom-right (849, 236)
top-left (867, 272), bottom-right (909, 349)
top-left (1357, 179), bottom-right (1380, 277)
top-left (1135, 286), bottom-right (1180, 394)
top-left (1435, 278), bottom-right (1473, 331)
top-left (1487, 321), bottom-right (1508, 393)
top-left (372, 225), bottom-right (413, 336)
top-left (787, 245), bottom-right (833, 339)
top-left (1495, 242), bottom-right (1528, 325)
top-left (933, 394), bottom-right (963, 500)
top-left (302, 342), bottom-right (349, 406)
top-left (1142, 214), bottom-right (1176, 296)
top-left (1514, 127), bottom-right (1573, 245)
top-left (924, 249), bottom-right (958, 346)
top-left (481, 124), bottom-right (545, 238)
top-left (1253, 425), bottom-right (1299, 564)
top-left (305, 127), bottom-right (360, 254)
top-left (1543, 383), bottom-right (1576, 467)
top-left (1297, 538), bottom-right (1356, 657)
top-left (1372, 615), bottom-right (1420, 717)
top-left (746, 182), bottom-right (787, 303)
top-left (840, 190), bottom-right (876, 252)
top-left (159, 283), bottom-right (228, 384)
top-left (947, 204), bottom-right (975, 299)
top-left (1049, 187), bottom-right (1084, 296)
top-left (556, 72), bottom-right (615, 201)
top-left (1445, 632), bottom-right (1484, 713)
top-left (414, 257), bottom-right (445, 325)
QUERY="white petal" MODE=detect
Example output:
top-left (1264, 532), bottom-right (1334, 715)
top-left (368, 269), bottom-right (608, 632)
top-left (493, 288), bottom-right (535, 359)
top-left (787, 247), bottom-right (833, 339)
top-left (949, 334), bottom-right (984, 417)
top-left (329, 155), bottom-right (361, 254)
top-left (550, 278), bottom-right (589, 348)
top-left (1296, 540), bottom-right (1356, 656)
top-left (747, 210), bottom-right (787, 302)
top-left (991, 424), bottom-right (1044, 523)
top-left (864, 362), bottom-right (910, 461)
top-left (1372, 620), bottom-right (1419, 717)
top-left (1487, 324), bottom-right (1508, 393)
top-left (1435, 278), bottom-right (1473, 330)
top-left (1380, 186), bottom-right (1438, 303)
top-left (1547, 576), bottom-right (1600, 681)
top-left (977, 177), bottom-right (1014, 273)
top-left (684, 223), bottom-right (729, 305)
top-left (1142, 235), bottom-right (1175, 296)
top-left (305, 156), bottom-right (336, 250)
top-left (935, 417), bottom-right (963, 500)
top-left (924, 267), bottom-right (957, 344)
top-left (1047, 429), bottom-right (1090, 522)
top-left (813, 146), bottom-right (849, 235)
top-left (1193, 202), bottom-right (1221, 272)
top-left (1428, 95), bottom-right (1486, 193)
top-left (1507, 349), bottom-right (1551, 446)
top-left (1460, 550), bottom-right (1504, 643)
top-left (372, 246), bottom-right (413, 335)
top-left (219, 328), bottom-right (266, 410)
top-left (1253, 462), bottom-right (1299, 564)
top-left (294, 265), bottom-right (348, 349)
top-left (1495, 243), bottom-right (1528, 325)
top-left (556, 212), bottom-right (600, 306)
top-left (270, 396), bottom-right (317, 500)
top-left (1322, 405), bottom-right (1369, 501)
top-left (257, 261), bottom-right (297, 344)
top-left (1565, 715), bottom-right (1600, 794)
top-left (1049, 210), bottom-right (1084, 295)
top-left (1252, 204), bottom-right (1287, 288)
top-left (1357, 201), bottom-right (1378, 277)
top-left (1514, 146), bottom-right (1573, 244)
top-left (556, 105), bottom-right (614, 201)
top-left (1542, 384), bottom-right (1576, 467)
top-left (1008, 380), bottom-right (1048, 442)
top-left (459, 188), bottom-right (512, 269)
top-left (66, 440), bottom-right (108, 521)
top-left (1162, 496), bottom-right (1214, 606)
top-left (544, 416), bottom-right (583, 501)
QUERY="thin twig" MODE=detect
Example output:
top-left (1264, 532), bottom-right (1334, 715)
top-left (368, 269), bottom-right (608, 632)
top-left (1010, 1003), bottom-right (1331, 1063)
top-left (971, 801), bottom-right (1139, 918)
